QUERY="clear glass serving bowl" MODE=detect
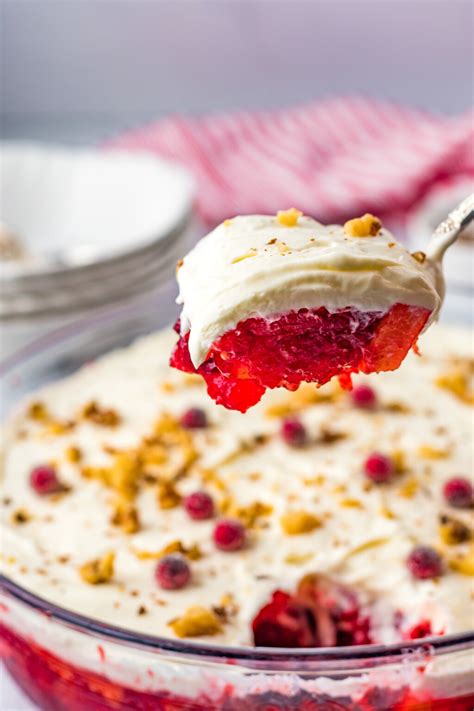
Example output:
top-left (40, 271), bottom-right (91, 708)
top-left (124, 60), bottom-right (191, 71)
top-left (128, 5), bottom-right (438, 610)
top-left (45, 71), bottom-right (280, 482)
top-left (1, 299), bottom-right (473, 711)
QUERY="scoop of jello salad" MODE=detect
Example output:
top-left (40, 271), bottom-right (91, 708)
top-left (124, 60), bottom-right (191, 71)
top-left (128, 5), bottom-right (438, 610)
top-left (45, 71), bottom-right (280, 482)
top-left (1, 324), bottom-right (472, 647)
top-left (171, 211), bottom-right (444, 411)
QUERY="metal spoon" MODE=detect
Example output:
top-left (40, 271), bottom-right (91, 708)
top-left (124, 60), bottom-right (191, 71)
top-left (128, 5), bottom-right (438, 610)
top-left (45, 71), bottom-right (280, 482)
top-left (427, 193), bottom-right (474, 262)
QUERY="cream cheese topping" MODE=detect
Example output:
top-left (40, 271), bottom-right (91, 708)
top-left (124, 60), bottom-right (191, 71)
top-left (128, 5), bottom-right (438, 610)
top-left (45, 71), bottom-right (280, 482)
top-left (1, 324), bottom-right (472, 646)
top-left (177, 215), bottom-right (444, 368)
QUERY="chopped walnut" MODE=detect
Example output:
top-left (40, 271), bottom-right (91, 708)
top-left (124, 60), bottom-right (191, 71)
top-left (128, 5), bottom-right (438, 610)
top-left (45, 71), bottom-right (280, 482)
top-left (449, 546), bottom-right (474, 576)
top-left (418, 445), bottom-right (450, 460)
top-left (385, 401), bottom-right (411, 414)
top-left (11, 508), bottom-right (31, 524)
top-left (133, 540), bottom-right (202, 561)
top-left (280, 510), bottom-right (321, 535)
top-left (81, 401), bottom-right (121, 427)
top-left (227, 500), bottom-right (273, 529)
top-left (435, 366), bottom-right (473, 405)
top-left (344, 214), bottom-right (382, 237)
top-left (319, 425), bottom-right (347, 445)
top-left (391, 449), bottom-right (408, 474)
top-left (65, 445), bottom-right (82, 463)
top-left (212, 592), bottom-right (239, 622)
top-left (44, 420), bottom-right (75, 436)
top-left (411, 251), bottom-right (426, 263)
top-left (79, 552), bottom-right (115, 585)
top-left (27, 401), bottom-right (49, 421)
top-left (168, 606), bottom-right (222, 638)
top-left (340, 498), bottom-right (364, 509)
top-left (111, 499), bottom-right (140, 534)
top-left (265, 382), bottom-right (341, 418)
top-left (276, 208), bottom-right (302, 227)
top-left (439, 516), bottom-right (472, 546)
top-left (398, 477), bottom-right (419, 499)
top-left (176, 259), bottom-right (184, 273)
top-left (157, 480), bottom-right (181, 509)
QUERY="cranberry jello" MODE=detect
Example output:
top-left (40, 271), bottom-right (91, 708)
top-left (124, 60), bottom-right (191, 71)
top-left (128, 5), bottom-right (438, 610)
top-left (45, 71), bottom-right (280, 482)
top-left (171, 211), bottom-right (443, 411)
top-left (1, 323), bottom-right (473, 709)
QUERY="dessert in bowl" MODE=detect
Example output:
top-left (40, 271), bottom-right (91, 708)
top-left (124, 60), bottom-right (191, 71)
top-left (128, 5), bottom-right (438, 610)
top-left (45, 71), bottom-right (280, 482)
top-left (1, 298), bottom-right (473, 710)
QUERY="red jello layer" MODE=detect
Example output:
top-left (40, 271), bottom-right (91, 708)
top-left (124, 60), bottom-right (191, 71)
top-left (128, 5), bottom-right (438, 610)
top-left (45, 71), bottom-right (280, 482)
top-left (252, 576), bottom-right (371, 649)
top-left (2, 624), bottom-right (473, 711)
top-left (170, 304), bottom-right (431, 412)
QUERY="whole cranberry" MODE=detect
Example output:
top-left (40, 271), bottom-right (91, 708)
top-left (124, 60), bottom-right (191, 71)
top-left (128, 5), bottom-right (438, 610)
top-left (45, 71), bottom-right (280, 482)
top-left (363, 452), bottom-right (394, 483)
top-left (184, 491), bottom-right (215, 520)
top-left (155, 554), bottom-right (191, 590)
top-left (180, 407), bottom-right (208, 429)
top-left (29, 465), bottom-right (61, 495)
top-left (281, 418), bottom-right (307, 447)
top-left (443, 477), bottom-right (473, 509)
top-left (407, 546), bottom-right (443, 580)
top-left (213, 518), bottom-right (246, 552)
top-left (351, 384), bottom-right (377, 409)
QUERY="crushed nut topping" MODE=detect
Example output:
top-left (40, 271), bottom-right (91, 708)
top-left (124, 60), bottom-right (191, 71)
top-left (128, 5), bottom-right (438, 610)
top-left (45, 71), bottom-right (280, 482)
top-left (79, 552), bottom-right (115, 585)
top-left (417, 445), bottom-right (450, 460)
top-left (265, 382), bottom-right (341, 418)
top-left (168, 606), bottom-right (222, 638)
top-left (27, 401), bottom-right (49, 421)
top-left (65, 445), bottom-right (82, 463)
top-left (276, 208), bottom-right (302, 227)
top-left (339, 498), bottom-right (364, 509)
top-left (212, 592), bottom-right (239, 622)
top-left (111, 500), bottom-right (140, 534)
top-left (411, 251), bottom-right (426, 264)
top-left (133, 540), bottom-right (202, 561)
top-left (11, 508), bottom-right (31, 524)
top-left (439, 515), bottom-right (472, 546)
top-left (225, 500), bottom-right (273, 529)
top-left (344, 214), bottom-right (382, 237)
top-left (449, 546), bottom-right (474, 576)
top-left (158, 480), bottom-right (182, 509)
top-left (280, 510), bottom-right (321, 535)
top-left (435, 365), bottom-right (474, 405)
top-left (398, 477), bottom-right (419, 499)
top-left (81, 401), bottom-right (121, 427)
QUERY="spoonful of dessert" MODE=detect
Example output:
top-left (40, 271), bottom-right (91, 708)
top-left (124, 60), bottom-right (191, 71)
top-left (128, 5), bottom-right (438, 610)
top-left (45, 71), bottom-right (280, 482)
top-left (170, 195), bottom-right (473, 412)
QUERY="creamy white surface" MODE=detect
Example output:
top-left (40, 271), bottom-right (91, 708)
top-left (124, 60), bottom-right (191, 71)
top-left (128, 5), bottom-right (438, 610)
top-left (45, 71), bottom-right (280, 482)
top-left (1, 325), bottom-right (472, 647)
top-left (177, 215), bottom-right (444, 367)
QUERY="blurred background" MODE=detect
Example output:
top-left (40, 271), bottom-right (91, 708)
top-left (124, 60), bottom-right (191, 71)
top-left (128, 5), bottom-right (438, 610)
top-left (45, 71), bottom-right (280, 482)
top-left (2, 0), bottom-right (473, 142)
top-left (0, 0), bottom-right (473, 362)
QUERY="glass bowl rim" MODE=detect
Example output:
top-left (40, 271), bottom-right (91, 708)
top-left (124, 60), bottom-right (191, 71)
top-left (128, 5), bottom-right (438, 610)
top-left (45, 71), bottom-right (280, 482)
top-left (1, 301), bottom-right (473, 664)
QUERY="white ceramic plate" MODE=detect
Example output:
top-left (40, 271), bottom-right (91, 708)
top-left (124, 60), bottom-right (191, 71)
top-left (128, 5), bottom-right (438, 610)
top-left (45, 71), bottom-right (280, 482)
top-left (0, 142), bottom-right (194, 277)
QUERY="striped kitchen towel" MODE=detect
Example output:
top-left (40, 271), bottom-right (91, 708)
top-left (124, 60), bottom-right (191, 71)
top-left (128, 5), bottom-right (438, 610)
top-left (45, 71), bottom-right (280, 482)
top-left (108, 97), bottom-right (474, 227)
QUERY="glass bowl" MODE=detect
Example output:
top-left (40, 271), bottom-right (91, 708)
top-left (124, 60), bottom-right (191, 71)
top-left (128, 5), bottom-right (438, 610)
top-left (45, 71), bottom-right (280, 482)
top-left (1, 299), bottom-right (473, 711)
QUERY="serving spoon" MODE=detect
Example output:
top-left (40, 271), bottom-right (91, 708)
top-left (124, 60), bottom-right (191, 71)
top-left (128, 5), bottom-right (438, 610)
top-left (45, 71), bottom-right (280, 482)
top-left (427, 193), bottom-right (474, 262)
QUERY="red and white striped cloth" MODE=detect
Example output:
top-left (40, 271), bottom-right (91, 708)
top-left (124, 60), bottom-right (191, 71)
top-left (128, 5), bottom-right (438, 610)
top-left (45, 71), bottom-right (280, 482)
top-left (108, 97), bottom-right (474, 227)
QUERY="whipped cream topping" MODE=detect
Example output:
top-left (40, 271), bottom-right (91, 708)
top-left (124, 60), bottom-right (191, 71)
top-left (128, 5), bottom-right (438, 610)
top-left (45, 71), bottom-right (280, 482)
top-left (1, 324), bottom-right (472, 646)
top-left (177, 214), bottom-right (444, 367)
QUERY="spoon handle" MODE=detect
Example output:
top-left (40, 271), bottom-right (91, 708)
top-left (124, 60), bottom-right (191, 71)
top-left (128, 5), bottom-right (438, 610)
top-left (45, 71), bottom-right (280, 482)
top-left (427, 193), bottom-right (474, 262)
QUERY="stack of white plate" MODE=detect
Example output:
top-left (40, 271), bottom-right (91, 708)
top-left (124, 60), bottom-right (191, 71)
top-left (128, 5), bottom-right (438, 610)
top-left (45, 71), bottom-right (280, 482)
top-left (0, 143), bottom-right (195, 358)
